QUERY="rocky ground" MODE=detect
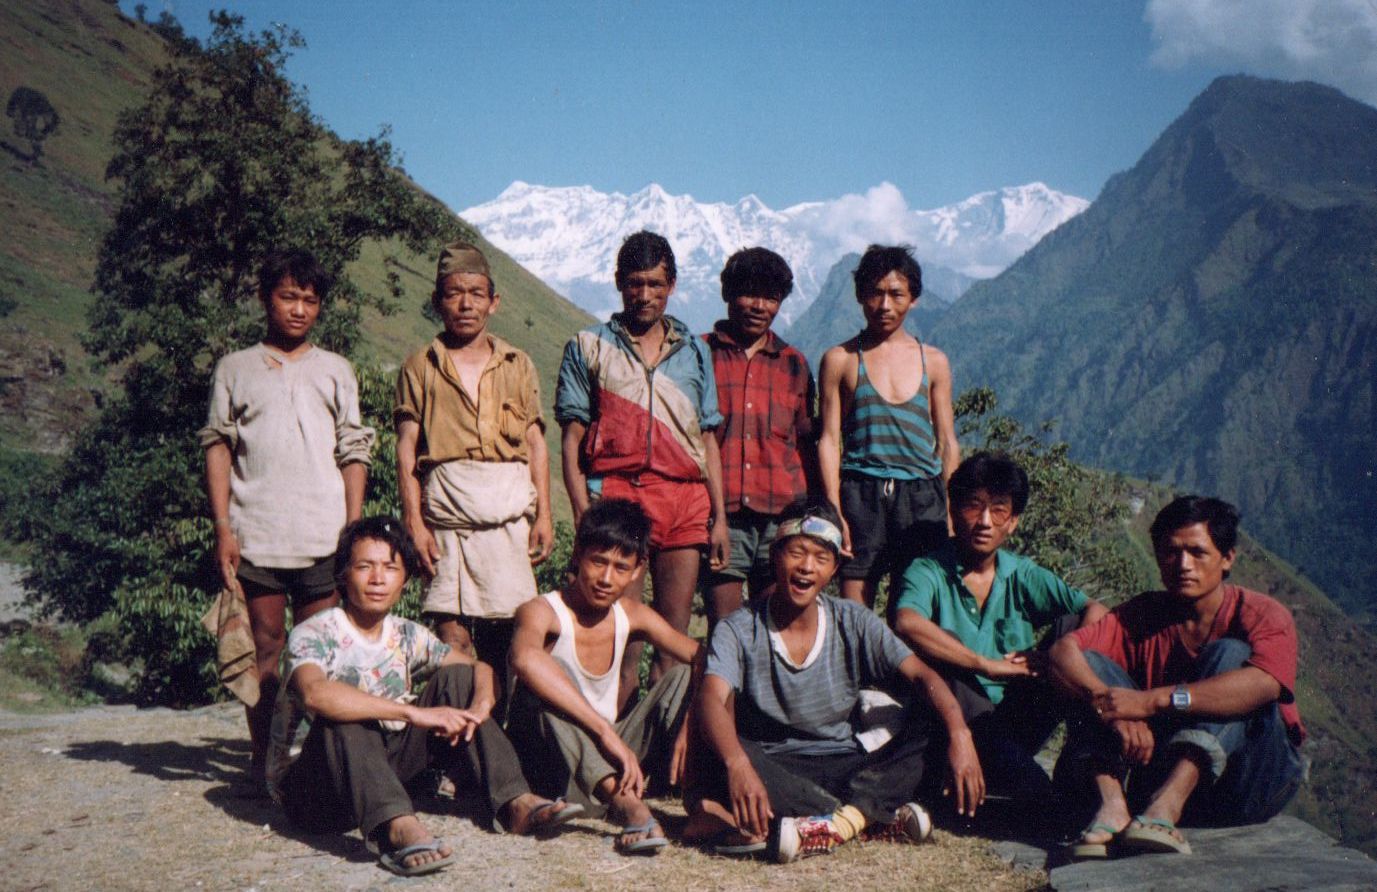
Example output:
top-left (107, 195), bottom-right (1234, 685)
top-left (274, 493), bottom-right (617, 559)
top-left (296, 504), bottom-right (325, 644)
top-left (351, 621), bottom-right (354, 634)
top-left (0, 701), bottom-right (1045, 892)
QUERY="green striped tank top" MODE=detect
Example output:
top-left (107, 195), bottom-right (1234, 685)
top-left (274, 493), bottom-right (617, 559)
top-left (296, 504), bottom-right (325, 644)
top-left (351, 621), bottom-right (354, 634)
top-left (840, 341), bottom-right (940, 480)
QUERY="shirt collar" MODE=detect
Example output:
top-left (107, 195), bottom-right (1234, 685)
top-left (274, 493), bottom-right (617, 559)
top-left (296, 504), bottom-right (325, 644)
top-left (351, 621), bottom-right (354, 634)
top-left (938, 538), bottom-right (1015, 582)
top-left (707, 321), bottom-right (785, 355)
top-left (428, 332), bottom-right (519, 370)
top-left (609, 313), bottom-right (686, 347)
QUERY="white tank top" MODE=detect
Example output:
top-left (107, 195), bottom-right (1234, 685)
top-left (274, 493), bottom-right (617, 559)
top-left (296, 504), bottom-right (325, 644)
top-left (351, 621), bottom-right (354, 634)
top-left (542, 590), bottom-right (629, 725)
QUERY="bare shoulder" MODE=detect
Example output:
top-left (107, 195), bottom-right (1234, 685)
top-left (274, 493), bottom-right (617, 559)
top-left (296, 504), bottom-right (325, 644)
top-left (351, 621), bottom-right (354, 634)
top-left (820, 339), bottom-right (860, 383)
top-left (922, 343), bottom-right (952, 376)
top-left (514, 594), bottom-right (556, 631)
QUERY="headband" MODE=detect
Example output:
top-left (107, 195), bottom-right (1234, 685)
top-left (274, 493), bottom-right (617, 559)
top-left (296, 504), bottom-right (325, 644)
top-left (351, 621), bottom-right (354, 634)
top-left (774, 514), bottom-right (844, 555)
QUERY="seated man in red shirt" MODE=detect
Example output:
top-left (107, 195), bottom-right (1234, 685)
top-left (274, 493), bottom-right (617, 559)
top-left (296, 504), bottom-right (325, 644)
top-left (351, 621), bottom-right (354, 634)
top-left (1050, 496), bottom-right (1304, 858)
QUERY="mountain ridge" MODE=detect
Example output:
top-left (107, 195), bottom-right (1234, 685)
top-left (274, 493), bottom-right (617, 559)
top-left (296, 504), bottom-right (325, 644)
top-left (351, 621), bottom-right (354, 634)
top-left (930, 74), bottom-right (1377, 621)
top-left (462, 179), bottom-right (1087, 331)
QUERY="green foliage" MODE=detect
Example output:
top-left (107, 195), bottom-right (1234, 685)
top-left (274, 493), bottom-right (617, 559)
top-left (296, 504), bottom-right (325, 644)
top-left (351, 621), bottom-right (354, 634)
top-left (954, 386), bottom-right (1140, 602)
top-left (5, 85), bottom-right (60, 162)
top-left (9, 13), bottom-right (454, 704)
top-left (0, 625), bottom-right (96, 703)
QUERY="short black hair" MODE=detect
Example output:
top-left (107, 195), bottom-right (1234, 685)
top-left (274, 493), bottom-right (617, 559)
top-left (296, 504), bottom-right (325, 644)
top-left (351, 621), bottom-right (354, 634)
top-left (258, 249), bottom-right (333, 303)
top-left (333, 516), bottom-right (421, 590)
top-left (1149, 496), bottom-right (1240, 555)
top-left (948, 452), bottom-right (1030, 516)
top-left (720, 247), bottom-right (794, 302)
top-left (853, 244), bottom-right (922, 301)
top-left (574, 498), bottom-right (651, 563)
top-left (615, 230), bottom-right (676, 289)
top-left (770, 498), bottom-right (845, 558)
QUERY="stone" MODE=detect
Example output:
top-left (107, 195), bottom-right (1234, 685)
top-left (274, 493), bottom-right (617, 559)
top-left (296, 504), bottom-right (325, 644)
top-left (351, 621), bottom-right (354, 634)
top-left (993, 815), bottom-right (1377, 891)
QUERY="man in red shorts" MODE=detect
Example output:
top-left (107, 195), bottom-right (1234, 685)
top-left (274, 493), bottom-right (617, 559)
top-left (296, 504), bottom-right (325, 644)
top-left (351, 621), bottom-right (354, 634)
top-left (556, 230), bottom-right (730, 707)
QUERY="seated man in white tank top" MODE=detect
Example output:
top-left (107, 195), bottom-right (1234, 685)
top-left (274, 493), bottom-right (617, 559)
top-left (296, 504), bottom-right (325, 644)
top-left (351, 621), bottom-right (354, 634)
top-left (508, 499), bottom-right (703, 856)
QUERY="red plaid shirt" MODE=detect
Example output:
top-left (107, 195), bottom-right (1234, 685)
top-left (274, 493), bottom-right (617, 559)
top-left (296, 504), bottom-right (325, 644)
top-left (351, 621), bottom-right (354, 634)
top-left (704, 324), bottom-right (817, 515)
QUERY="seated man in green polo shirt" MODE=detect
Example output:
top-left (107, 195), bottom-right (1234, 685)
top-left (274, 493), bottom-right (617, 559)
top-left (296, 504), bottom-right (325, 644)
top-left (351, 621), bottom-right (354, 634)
top-left (892, 451), bottom-right (1106, 811)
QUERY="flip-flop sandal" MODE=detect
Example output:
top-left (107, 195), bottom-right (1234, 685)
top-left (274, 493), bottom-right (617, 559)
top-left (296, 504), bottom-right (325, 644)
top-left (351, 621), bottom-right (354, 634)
top-left (378, 839), bottom-right (455, 876)
top-left (1069, 822), bottom-right (1122, 860)
top-left (708, 830), bottom-right (768, 856)
top-left (526, 799), bottom-right (586, 835)
top-left (1120, 816), bottom-right (1192, 855)
top-left (616, 820), bottom-right (669, 855)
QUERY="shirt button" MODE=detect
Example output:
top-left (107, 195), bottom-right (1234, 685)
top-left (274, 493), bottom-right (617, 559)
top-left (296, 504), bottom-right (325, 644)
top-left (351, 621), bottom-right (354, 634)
top-left (745, 463), bottom-right (751, 469)
top-left (746, 402), bottom-right (752, 408)
top-left (743, 496), bottom-right (750, 504)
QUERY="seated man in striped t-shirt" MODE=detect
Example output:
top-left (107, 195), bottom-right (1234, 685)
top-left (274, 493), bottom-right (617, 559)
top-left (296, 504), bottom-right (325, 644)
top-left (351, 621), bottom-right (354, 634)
top-left (683, 499), bottom-right (984, 862)
top-left (817, 244), bottom-right (959, 613)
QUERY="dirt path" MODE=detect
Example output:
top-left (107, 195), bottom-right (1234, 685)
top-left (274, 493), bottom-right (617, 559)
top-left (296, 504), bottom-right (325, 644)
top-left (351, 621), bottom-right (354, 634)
top-left (0, 702), bottom-right (1046, 891)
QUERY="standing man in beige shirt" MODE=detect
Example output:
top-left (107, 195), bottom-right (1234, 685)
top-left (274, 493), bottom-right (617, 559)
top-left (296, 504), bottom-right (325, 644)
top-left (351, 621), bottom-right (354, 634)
top-left (201, 249), bottom-right (375, 786)
top-left (395, 242), bottom-right (554, 700)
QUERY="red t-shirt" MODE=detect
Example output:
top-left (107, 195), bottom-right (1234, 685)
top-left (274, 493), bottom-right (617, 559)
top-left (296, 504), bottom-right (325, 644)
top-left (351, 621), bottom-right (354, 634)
top-left (1069, 584), bottom-right (1305, 745)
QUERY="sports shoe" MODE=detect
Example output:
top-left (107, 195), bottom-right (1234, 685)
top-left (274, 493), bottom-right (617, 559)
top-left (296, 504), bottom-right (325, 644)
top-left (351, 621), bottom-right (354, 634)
top-left (775, 815), bottom-right (847, 863)
top-left (860, 802), bottom-right (932, 845)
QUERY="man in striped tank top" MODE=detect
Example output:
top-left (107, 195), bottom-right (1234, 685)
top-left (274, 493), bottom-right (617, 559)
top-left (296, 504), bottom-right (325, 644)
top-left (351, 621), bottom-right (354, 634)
top-left (818, 245), bottom-right (960, 613)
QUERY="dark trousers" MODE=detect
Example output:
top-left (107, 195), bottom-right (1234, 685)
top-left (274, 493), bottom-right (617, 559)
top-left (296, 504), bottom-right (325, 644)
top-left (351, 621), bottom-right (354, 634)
top-left (945, 672), bottom-right (1063, 805)
top-left (941, 613), bottom-right (1081, 805)
top-left (1056, 639), bottom-right (1303, 827)
top-left (688, 718), bottom-right (932, 825)
top-left (280, 664), bottom-right (530, 841)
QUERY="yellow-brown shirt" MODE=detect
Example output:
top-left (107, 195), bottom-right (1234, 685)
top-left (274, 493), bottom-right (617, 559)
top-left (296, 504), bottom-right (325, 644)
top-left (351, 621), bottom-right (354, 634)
top-left (394, 334), bottom-right (544, 469)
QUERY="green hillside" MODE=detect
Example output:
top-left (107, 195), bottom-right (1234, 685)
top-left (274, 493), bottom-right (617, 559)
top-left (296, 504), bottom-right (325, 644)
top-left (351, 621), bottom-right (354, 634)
top-left (931, 76), bottom-right (1377, 622)
top-left (0, 0), bottom-right (592, 514)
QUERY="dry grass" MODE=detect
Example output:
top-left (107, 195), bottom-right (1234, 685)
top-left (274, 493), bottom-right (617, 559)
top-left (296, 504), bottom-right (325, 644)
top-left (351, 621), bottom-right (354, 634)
top-left (0, 702), bottom-right (1047, 891)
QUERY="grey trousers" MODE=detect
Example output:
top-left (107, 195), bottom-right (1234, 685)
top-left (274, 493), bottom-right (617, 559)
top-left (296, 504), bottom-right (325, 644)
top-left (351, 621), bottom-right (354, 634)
top-left (507, 663), bottom-right (692, 816)
top-left (280, 663), bottom-right (530, 841)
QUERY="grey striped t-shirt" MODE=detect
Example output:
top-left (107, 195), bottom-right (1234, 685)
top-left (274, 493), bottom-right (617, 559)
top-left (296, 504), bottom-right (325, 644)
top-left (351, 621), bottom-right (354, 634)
top-left (707, 596), bottom-right (913, 755)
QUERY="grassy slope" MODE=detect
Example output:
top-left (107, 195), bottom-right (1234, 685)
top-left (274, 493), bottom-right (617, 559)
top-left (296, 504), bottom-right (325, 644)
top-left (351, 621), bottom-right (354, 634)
top-left (0, 0), bottom-right (592, 515)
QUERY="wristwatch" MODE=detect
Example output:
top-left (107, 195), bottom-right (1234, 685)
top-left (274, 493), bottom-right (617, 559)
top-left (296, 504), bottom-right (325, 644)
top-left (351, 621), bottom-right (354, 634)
top-left (1170, 684), bottom-right (1191, 712)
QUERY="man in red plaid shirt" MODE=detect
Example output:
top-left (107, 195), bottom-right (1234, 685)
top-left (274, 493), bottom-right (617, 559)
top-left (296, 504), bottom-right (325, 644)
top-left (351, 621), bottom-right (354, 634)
top-left (702, 247), bottom-right (819, 629)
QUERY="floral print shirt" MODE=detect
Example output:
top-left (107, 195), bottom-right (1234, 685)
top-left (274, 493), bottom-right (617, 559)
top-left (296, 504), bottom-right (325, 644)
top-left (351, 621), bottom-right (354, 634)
top-left (265, 607), bottom-right (450, 801)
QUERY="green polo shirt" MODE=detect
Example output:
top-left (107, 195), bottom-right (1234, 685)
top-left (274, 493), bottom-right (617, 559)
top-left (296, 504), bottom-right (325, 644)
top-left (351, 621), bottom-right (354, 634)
top-left (894, 540), bottom-right (1087, 704)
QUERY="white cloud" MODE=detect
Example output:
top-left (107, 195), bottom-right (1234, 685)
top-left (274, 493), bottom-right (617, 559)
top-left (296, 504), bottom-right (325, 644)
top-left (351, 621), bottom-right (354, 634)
top-left (1146, 0), bottom-right (1377, 105)
top-left (788, 182), bottom-right (927, 263)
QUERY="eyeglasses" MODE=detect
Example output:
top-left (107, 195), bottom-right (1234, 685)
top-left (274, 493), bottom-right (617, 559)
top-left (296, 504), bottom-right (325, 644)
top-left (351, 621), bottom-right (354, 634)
top-left (956, 498), bottom-right (1014, 524)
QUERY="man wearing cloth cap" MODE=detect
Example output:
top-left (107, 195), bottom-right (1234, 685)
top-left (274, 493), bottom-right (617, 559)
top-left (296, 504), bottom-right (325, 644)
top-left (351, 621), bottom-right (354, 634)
top-left (683, 499), bottom-right (984, 862)
top-left (395, 241), bottom-right (554, 698)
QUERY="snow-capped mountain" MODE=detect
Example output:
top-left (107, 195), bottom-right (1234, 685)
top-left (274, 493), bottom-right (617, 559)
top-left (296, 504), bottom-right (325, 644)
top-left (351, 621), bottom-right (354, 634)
top-left (461, 180), bottom-right (1087, 332)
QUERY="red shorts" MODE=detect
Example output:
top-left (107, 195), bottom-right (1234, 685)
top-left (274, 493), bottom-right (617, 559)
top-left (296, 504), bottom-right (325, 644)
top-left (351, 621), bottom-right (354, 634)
top-left (599, 473), bottom-right (710, 551)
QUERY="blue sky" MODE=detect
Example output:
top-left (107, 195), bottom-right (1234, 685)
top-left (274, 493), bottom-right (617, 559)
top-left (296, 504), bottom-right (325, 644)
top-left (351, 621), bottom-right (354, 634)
top-left (131, 1), bottom-right (1377, 212)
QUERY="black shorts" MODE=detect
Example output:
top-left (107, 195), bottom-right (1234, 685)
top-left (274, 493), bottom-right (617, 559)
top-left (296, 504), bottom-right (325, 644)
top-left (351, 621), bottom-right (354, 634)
top-left (237, 556), bottom-right (337, 603)
top-left (839, 472), bottom-right (946, 582)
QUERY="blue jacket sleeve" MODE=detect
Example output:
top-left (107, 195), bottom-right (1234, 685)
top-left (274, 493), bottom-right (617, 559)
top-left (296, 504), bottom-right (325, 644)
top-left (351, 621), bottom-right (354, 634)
top-left (554, 335), bottom-right (591, 426)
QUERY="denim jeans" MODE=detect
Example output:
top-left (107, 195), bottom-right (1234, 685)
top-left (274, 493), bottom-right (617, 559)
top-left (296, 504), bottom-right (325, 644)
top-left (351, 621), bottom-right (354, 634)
top-left (1057, 639), bottom-right (1302, 826)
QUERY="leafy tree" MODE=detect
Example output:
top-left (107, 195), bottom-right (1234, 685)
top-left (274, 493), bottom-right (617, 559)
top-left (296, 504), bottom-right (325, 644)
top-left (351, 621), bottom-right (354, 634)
top-left (8, 13), bottom-right (455, 704)
top-left (954, 387), bottom-right (1142, 603)
top-left (5, 86), bottom-right (60, 162)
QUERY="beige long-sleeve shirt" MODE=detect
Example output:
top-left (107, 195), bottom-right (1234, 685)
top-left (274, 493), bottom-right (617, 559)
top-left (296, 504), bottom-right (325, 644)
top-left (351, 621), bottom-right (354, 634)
top-left (199, 344), bottom-right (375, 568)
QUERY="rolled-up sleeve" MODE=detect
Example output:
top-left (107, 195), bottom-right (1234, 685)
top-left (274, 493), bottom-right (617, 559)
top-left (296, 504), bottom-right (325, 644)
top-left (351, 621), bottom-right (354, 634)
top-left (393, 355), bottom-right (424, 428)
top-left (554, 337), bottom-right (591, 426)
top-left (198, 358), bottom-right (238, 450)
top-left (334, 364), bottom-right (375, 467)
top-left (521, 354), bottom-right (546, 433)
